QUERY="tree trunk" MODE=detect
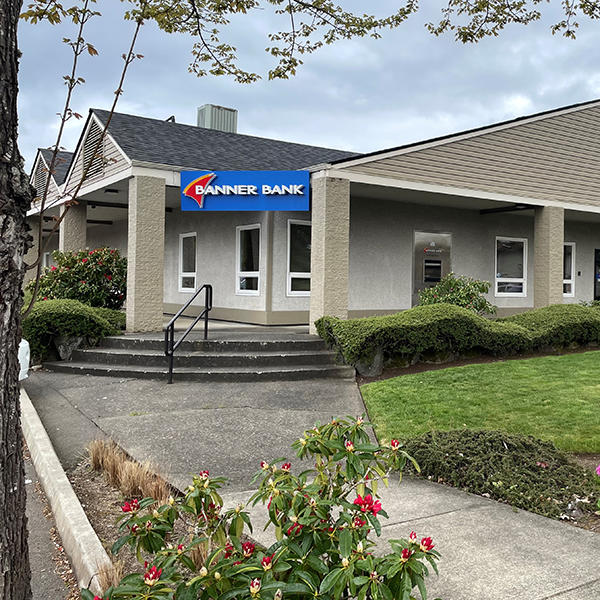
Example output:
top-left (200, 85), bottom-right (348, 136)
top-left (0, 0), bottom-right (34, 598)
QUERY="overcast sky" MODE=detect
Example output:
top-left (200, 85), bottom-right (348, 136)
top-left (17, 1), bottom-right (600, 171)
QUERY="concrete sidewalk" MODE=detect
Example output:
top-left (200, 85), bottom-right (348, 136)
top-left (24, 369), bottom-right (600, 599)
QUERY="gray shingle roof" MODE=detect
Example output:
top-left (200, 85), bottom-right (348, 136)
top-left (92, 109), bottom-right (359, 170)
top-left (39, 149), bottom-right (74, 184)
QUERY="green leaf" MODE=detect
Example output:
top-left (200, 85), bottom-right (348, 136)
top-left (110, 534), bottom-right (129, 556)
top-left (319, 568), bottom-right (344, 594)
top-left (339, 528), bottom-right (352, 558)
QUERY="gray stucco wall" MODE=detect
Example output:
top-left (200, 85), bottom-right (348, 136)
top-left (163, 209), bottom-right (268, 312)
top-left (348, 197), bottom-right (600, 311)
top-left (87, 219), bottom-right (128, 255)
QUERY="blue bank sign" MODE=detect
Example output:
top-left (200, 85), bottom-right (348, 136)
top-left (180, 170), bottom-right (310, 211)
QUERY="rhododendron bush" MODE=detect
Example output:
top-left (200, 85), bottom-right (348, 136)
top-left (28, 247), bottom-right (127, 309)
top-left (83, 417), bottom-right (441, 600)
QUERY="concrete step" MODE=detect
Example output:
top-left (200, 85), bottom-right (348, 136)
top-left (70, 347), bottom-right (339, 368)
top-left (100, 336), bottom-right (327, 353)
top-left (43, 360), bottom-right (355, 382)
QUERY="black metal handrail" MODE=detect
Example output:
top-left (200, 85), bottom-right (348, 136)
top-left (164, 284), bottom-right (213, 383)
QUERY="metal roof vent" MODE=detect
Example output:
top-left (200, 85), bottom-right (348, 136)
top-left (197, 104), bottom-right (238, 133)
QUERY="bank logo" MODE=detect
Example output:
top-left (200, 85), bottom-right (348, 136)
top-left (182, 172), bottom-right (217, 209)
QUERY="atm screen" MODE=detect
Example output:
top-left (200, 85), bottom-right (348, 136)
top-left (424, 259), bottom-right (442, 283)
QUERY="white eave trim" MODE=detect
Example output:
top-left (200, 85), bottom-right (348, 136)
top-left (311, 169), bottom-right (600, 215)
top-left (331, 100), bottom-right (600, 170)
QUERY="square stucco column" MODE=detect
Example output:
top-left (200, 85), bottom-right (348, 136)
top-left (126, 176), bottom-right (166, 332)
top-left (534, 206), bottom-right (564, 308)
top-left (58, 200), bottom-right (87, 252)
top-left (309, 176), bottom-right (350, 334)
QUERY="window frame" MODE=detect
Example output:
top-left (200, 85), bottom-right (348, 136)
top-left (563, 242), bottom-right (576, 298)
top-left (236, 223), bottom-right (261, 296)
top-left (287, 219), bottom-right (311, 297)
top-left (495, 236), bottom-right (528, 298)
top-left (178, 232), bottom-right (197, 293)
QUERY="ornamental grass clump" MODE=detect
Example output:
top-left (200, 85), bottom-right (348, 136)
top-left (84, 417), bottom-right (441, 600)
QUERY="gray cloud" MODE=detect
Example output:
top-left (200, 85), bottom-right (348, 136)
top-left (17, 1), bottom-right (600, 170)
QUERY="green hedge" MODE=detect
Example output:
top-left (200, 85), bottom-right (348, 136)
top-left (22, 299), bottom-right (120, 360)
top-left (92, 306), bottom-right (126, 331)
top-left (316, 303), bottom-right (600, 370)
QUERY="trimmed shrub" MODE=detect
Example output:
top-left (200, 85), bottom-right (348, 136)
top-left (403, 429), bottom-right (600, 520)
top-left (316, 303), bottom-right (532, 367)
top-left (22, 299), bottom-right (119, 360)
top-left (92, 306), bottom-right (126, 331)
top-left (419, 272), bottom-right (496, 315)
top-left (502, 303), bottom-right (600, 348)
top-left (29, 247), bottom-right (127, 309)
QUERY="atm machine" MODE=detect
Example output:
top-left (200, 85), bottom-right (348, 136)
top-left (412, 231), bottom-right (452, 306)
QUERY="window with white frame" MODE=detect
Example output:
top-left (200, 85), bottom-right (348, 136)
top-left (495, 237), bottom-right (527, 297)
top-left (236, 224), bottom-right (260, 295)
top-left (179, 232), bottom-right (197, 292)
top-left (287, 220), bottom-right (311, 296)
top-left (42, 252), bottom-right (51, 269)
top-left (563, 242), bottom-right (575, 297)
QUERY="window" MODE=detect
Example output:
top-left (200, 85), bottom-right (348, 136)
top-left (179, 232), bottom-right (197, 292)
top-left (287, 220), bottom-right (311, 296)
top-left (42, 252), bottom-right (51, 269)
top-left (563, 242), bottom-right (575, 297)
top-left (237, 224), bottom-right (260, 295)
top-left (495, 237), bottom-right (527, 297)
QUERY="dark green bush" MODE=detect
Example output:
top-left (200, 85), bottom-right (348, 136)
top-left (403, 429), bottom-right (600, 519)
top-left (419, 272), bottom-right (496, 315)
top-left (315, 303), bottom-right (532, 365)
top-left (22, 299), bottom-right (119, 360)
top-left (502, 304), bottom-right (600, 348)
top-left (28, 247), bottom-right (127, 309)
top-left (92, 306), bottom-right (126, 331)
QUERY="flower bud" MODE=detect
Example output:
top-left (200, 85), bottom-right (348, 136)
top-left (214, 572), bottom-right (221, 581)
top-left (341, 557), bottom-right (349, 568)
top-left (168, 496), bottom-right (175, 506)
top-left (199, 566), bottom-right (208, 577)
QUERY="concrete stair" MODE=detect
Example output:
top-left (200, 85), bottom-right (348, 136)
top-left (44, 335), bottom-right (354, 382)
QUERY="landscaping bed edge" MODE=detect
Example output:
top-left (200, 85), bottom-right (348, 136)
top-left (20, 387), bottom-right (112, 595)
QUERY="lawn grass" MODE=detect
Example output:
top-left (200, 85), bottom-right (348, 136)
top-left (361, 351), bottom-right (600, 453)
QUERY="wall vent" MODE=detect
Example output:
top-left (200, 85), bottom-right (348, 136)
top-left (197, 104), bottom-right (238, 133)
top-left (82, 119), bottom-right (105, 180)
top-left (33, 160), bottom-right (49, 200)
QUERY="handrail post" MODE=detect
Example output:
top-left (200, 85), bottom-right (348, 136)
top-left (204, 285), bottom-right (209, 340)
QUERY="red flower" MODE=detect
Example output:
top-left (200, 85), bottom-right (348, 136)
top-left (199, 470), bottom-right (209, 479)
top-left (121, 499), bottom-right (139, 513)
top-left (81, 258), bottom-right (88, 263)
top-left (353, 494), bottom-right (382, 516)
top-left (105, 274), bottom-right (112, 281)
top-left (89, 250), bottom-right (94, 255)
top-left (50, 265), bottom-right (57, 271)
top-left (353, 516), bottom-right (367, 528)
top-left (344, 440), bottom-right (355, 452)
top-left (260, 461), bottom-right (270, 470)
top-left (420, 537), bottom-right (435, 552)
top-left (80, 280), bottom-right (86, 284)
top-left (129, 524), bottom-right (139, 534)
top-left (261, 553), bottom-right (274, 570)
top-left (143, 564), bottom-right (162, 586)
top-left (391, 439), bottom-right (400, 450)
top-left (409, 531), bottom-right (417, 542)
top-left (400, 548), bottom-right (413, 562)
top-left (42, 297), bottom-right (48, 301)
top-left (281, 462), bottom-right (291, 472)
top-left (242, 542), bottom-right (255, 558)
top-left (177, 544), bottom-right (184, 554)
top-left (224, 542), bottom-right (234, 558)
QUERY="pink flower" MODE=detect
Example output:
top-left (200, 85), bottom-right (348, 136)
top-left (596, 464), bottom-right (600, 477)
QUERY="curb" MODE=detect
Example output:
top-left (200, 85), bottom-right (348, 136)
top-left (20, 387), bottom-right (113, 595)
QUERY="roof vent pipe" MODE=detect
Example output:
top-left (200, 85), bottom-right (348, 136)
top-left (197, 104), bottom-right (238, 133)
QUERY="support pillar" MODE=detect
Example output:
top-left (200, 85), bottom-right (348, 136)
top-left (534, 206), bottom-right (564, 308)
top-left (309, 176), bottom-right (350, 334)
top-left (23, 217), bottom-right (40, 287)
top-left (58, 200), bottom-right (87, 252)
top-left (126, 176), bottom-right (165, 332)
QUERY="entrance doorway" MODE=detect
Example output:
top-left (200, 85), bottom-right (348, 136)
top-left (413, 231), bottom-right (452, 306)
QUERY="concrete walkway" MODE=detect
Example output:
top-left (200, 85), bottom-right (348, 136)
top-left (24, 369), bottom-right (600, 599)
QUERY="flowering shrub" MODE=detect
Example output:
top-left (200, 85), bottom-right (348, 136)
top-left (418, 273), bottom-right (496, 315)
top-left (29, 247), bottom-right (127, 309)
top-left (83, 417), bottom-right (441, 600)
